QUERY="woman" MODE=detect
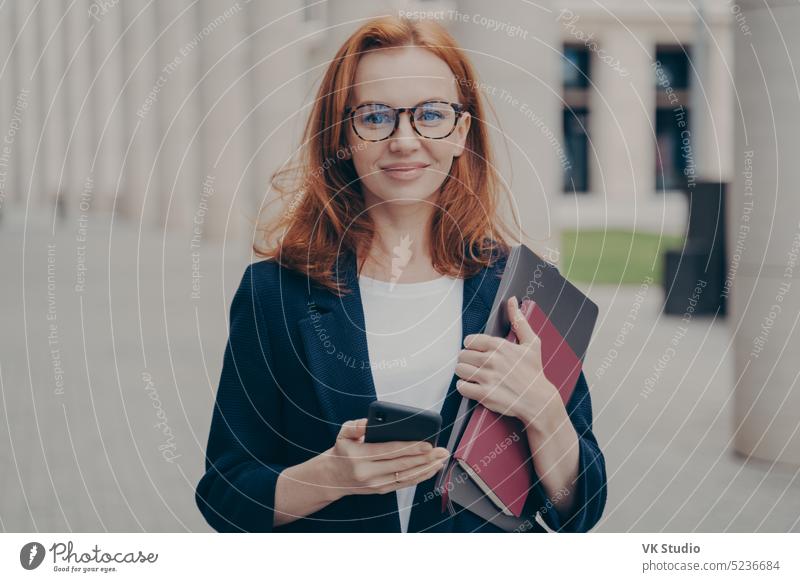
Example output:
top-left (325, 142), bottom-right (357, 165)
top-left (195, 15), bottom-right (606, 533)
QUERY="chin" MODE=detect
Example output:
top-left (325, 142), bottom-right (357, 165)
top-left (375, 183), bottom-right (442, 204)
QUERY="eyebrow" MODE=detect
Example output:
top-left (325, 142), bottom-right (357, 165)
top-left (352, 97), bottom-right (454, 108)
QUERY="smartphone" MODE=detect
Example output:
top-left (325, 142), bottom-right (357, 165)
top-left (364, 400), bottom-right (442, 447)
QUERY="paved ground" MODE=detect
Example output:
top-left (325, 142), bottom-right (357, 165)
top-left (1, 216), bottom-right (798, 532)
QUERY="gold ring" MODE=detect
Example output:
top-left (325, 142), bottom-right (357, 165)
top-left (394, 471), bottom-right (400, 483)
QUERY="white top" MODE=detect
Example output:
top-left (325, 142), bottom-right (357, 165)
top-left (358, 272), bottom-right (464, 533)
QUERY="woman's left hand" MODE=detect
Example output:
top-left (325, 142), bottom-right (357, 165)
top-left (455, 296), bottom-right (562, 432)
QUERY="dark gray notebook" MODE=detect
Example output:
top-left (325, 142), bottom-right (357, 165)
top-left (434, 243), bottom-right (598, 531)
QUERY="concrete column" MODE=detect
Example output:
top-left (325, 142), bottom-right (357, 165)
top-left (705, 21), bottom-right (734, 184)
top-left (455, 0), bottom-right (559, 251)
top-left (39, 2), bottom-right (69, 219)
top-left (121, 0), bottom-right (161, 227)
top-left (13, 1), bottom-right (40, 210)
top-left (590, 27), bottom-right (653, 206)
top-left (245, 0), bottom-right (307, 242)
top-left (62, 0), bottom-right (96, 219)
top-left (689, 2), bottom-right (734, 184)
top-left (0, 1), bottom-right (17, 217)
top-left (323, 0), bottom-right (385, 59)
top-left (730, 0), bottom-right (800, 465)
top-left (195, 0), bottom-right (252, 241)
top-left (89, 0), bottom-right (126, 217)
top-left (154, 0), bottom-right (202, 233)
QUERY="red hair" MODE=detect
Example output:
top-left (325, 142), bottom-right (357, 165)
top-left (253, 15), bottom-right (522, 296)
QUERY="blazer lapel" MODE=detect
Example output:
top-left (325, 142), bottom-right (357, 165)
top-left (297, 244), bottom-right (507, 531)
top-left (297, 248), bottom-right (377, 443)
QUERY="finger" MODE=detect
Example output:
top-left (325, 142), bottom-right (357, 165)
top-left (508, 296), bottom-right (537, 345)
top-left (357, 439), bottom-right (433, 460)
top-left (371, 447), bottom-right (450, 476)
top-left (397, 457), bottom-right (449, 484)
top-left (457, 347), bottom-right (490, 368)
top-left (338, 418), bottom-right (367, 440)
top-left (463, 333), bottom-right (503, 352)
top-left (456, 378), bottom-right (483, 400)
top-left (374, 456), bottom-right (448, 489)
top-left (454, 361), bottom-right (484, 383)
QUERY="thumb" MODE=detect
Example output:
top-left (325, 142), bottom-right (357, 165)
top-left (338, 418), bottom-right (367, 441)
top-left (508, 296), bottom-right (537, 345)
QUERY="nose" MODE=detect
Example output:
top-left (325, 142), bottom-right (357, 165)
top-left (388, 111), bottom-right (421, 154)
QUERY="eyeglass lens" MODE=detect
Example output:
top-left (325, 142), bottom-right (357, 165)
top-left (351, 102), bottom-right (457, 140)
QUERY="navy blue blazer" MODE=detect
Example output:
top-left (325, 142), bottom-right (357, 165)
top-left (195, 245), bottom-right (607, 532)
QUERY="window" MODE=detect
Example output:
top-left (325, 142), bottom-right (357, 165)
top-left (655, 108), bottom-right (692, 191)
top-left (562, 45), bottom-right (591, 193)
top-left (654, 46), bottom-right (690, 90)
top-left (564, 108), bottom-right (589, 192)
top-left (563, 45), bottom-right (590, 89)
top-left (654, 45), bottom-right (691, 191)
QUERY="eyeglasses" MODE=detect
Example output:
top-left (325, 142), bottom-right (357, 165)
top-left (344, 100), bottom-right (464, 142)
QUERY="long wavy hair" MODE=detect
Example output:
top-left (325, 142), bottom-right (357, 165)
top-left (253, 15), bottom-right (523, 296)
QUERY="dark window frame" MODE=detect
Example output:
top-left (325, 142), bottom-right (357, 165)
top-left (562, 44), bottom-right (592, 193)
top-left (654, 45), bottom-right (692, 192)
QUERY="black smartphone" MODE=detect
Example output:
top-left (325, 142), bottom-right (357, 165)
top-left (364, 401), bottom-right (442, 447)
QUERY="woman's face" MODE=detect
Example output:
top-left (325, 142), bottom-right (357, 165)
top-left (345, 46), bottom-right (471, 206)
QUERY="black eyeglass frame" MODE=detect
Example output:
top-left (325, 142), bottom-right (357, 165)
top-left (344, 100), bottom-right (465, 142)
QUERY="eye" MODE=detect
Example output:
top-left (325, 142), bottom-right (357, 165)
top-left (416, 103), bottom-right (449, 125)
top-left (363, 112), bottom-right (392, 125)
top-left (356, 105), bottom-right (394, 127)
top-left (421, 110), bottom-right (444, 121)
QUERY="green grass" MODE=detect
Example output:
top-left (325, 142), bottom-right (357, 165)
top-left (560, 229), bottom-right (685, 285)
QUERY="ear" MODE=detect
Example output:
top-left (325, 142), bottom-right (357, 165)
top-left (451, 112), bottom-right (471, 158)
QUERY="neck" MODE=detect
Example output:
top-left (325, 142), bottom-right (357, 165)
top-left (358, 196), bottom-right (439, 283)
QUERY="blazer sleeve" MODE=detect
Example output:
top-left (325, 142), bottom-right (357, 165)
top-left (195, 263), bottom-right (288, 532)
top-left (524, 370), bottom-right (607, 532)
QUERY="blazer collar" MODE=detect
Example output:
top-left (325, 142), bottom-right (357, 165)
top-left (296, 243), bottom-right (507, 531)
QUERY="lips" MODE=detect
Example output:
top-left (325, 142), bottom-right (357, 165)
top-left (380, 162), bottom-right (430, 180)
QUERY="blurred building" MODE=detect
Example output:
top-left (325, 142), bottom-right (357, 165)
top-left (0, 0), bottom-right (734, 245)
top-left (1, 1), bottom-right (797, 531)
top-left (553, 0), bottom-right (734, 235)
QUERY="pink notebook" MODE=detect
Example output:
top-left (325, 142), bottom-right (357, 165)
top-left (443, 299), bottom-right (582, 517)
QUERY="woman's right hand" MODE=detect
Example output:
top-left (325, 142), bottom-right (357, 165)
top-left (322, 418), bottom-right (451, 499)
